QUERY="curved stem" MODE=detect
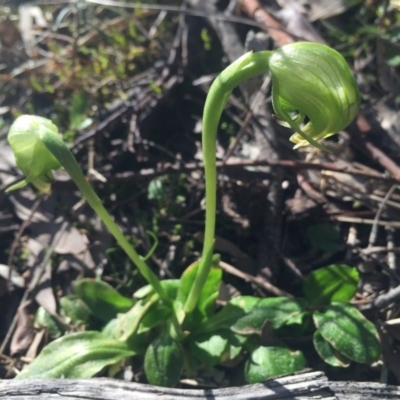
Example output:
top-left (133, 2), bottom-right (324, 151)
top-left (40, 131), bottom-right (170, 304)
top-left (184, 51), bottom-right (273, 313)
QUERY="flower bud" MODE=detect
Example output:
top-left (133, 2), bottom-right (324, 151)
top-left (7, 115), bottom-right (62, 193)
top-left (269, 42), bottom-right (360, 149)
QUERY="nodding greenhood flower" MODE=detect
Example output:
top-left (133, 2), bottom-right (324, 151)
top-left (269, 42), bottom-right (360, 149)
top-left (7, 115), bottom-right (62, 194)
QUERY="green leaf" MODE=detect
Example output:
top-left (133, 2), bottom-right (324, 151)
top-left (313, 303), bottom-right (381, 364)
top-left (139, 303), bottom-right (172, 333)
top-left (231, 297), bottom-right (305, 335)
top-left (16, 331), bottom-right (135, 379)
top-left (177, 255), bottom-right (221, 318)
top-left (133, 281), bottom-right (179, 334)
top-left (34, 307), bottom-right (65, 338)
top-left (60, 295), bottom-right (92, 324)
top-left (177, 261), bottom-right (200, 306)
top-left (198, 296), bottom-right (305, 335)
top-left (102, 318), bottom-right (118, 338)
top-left (222, 332), bottom-right (246, 363)
top-left (171, 261), bottom-right (202, 328)
top-left (144, 331), bottom-right (184, 387)
top-left (198, 296), bottom-right (261, 333)
top-left (174, 261), bottom-right (200, 326)
top-left (303, 264), bottom-right (359, 305)
top-left (102, 319), bottom-right (151, 354)
top-left (190, 330), bottom-right (245, 368)
top-left (244, 346), bottom-right (306, 383)
top-left (306, 224), bottom-right (342, 253)
top-left (133, 280), bottom-right (180, 300)
top-left (74, 279), bottom-right (134, 322)
top-left (190, 331), bottom-right (229, 368)
top-left (313, 330), bottom-right (350, 367)
top-left (197, 258), bottom-right (222, 318)
top-left (114, 296), bottom-right (157, 341)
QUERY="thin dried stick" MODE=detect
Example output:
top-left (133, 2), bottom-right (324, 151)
top-left (331, 215), bottom-right (400, 228)
top-left (219, 260), bottom-right (292, 297)
top-left (239, 0), bottom-right (294, 45)
top-left (7, 197), bottom-right (42, 280)
top-left (368, 185), bottom-right (397, 246)
top-left (111, 158), bottom-right (400, 185)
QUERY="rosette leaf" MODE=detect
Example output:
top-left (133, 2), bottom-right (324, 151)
top-left (7, 115), bottom-right (62, 193)
top-left (269, 42), bottom-right (360, 149)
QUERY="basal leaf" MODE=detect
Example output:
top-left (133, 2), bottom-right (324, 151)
top-left (313, 303), bottom-right (380, 364)
top-left (138, 303), bottom-right (172, 333)
top-left (177, 255), bottom-right (221, 318)
top-left (313, 330), bottom-right (350, 367)
top-left (197, 296), bottom-right (261, 333)
top-left (144, 331), bottom-right (184, 387)
top-left (190, 331), bottom-right (229, 368)
top-left (102, 319), bottom-right (149, 354)
top-left (133, 280), bottom-right (180, 300)
top-left (176, 261), bottom-right (199, 306)
top-left (220, 331), bottom-right (247, 365)
top-left (102, 318), bottom-right (118, 338)
top-left (114, 296), bottom-right (157, 341)
top-left (232, 297), bottom-right (305, 335)
top-left (197, 258), bottom-right (222, 318)
top-left (303, 264), bottom-right (359, 305)
top-left (74, 279), bottom-right (134, 322)
top-left (34, 307), bottom-right (65, 338)
top-left (60, 295), bottom-right (92, 324)
top-left (244, 346), bottom-right (306, 383)
top-left (173, 261), bottom-right (199, 326)
top-left (16, 331), bottom-right (135, 379)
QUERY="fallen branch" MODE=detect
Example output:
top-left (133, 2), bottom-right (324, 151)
top-left (108, 158), bottom-right (399, 185)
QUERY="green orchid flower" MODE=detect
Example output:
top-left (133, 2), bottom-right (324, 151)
top-left (186, 42), bottom-right (360, 311)
top-left (7, 115), bottom-right (62, 194)
top-left (269, 42), bottom-right (360, 149)
top-left (7, 113), bottom-right (171, 304)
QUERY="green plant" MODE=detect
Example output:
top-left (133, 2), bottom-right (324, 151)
top-left (8, 42), bottom-right (378, 386)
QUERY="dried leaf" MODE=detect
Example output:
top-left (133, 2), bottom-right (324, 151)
top-left (0, 264), bottom-right (25, 288)
top-left (276, 5), bottom-right (325, 43)
top-left (25, 330), bottom-right (46, 361)
top-left (10, 300), bottom-right (35, 356)
top-left (54, 225), bottom-right (90, 255)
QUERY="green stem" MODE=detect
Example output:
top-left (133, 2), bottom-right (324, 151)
top-left (41, 131), bottom-right (170, 304)
top-left (184, 51), bottom-right (272, 313)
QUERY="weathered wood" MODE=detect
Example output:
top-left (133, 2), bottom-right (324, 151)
top-left (330, 380), bottom-right (400, 400)
top-left (0, 371), bottom-right (398, 400)
top-left (0, 371), bottom-right (331, 400)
